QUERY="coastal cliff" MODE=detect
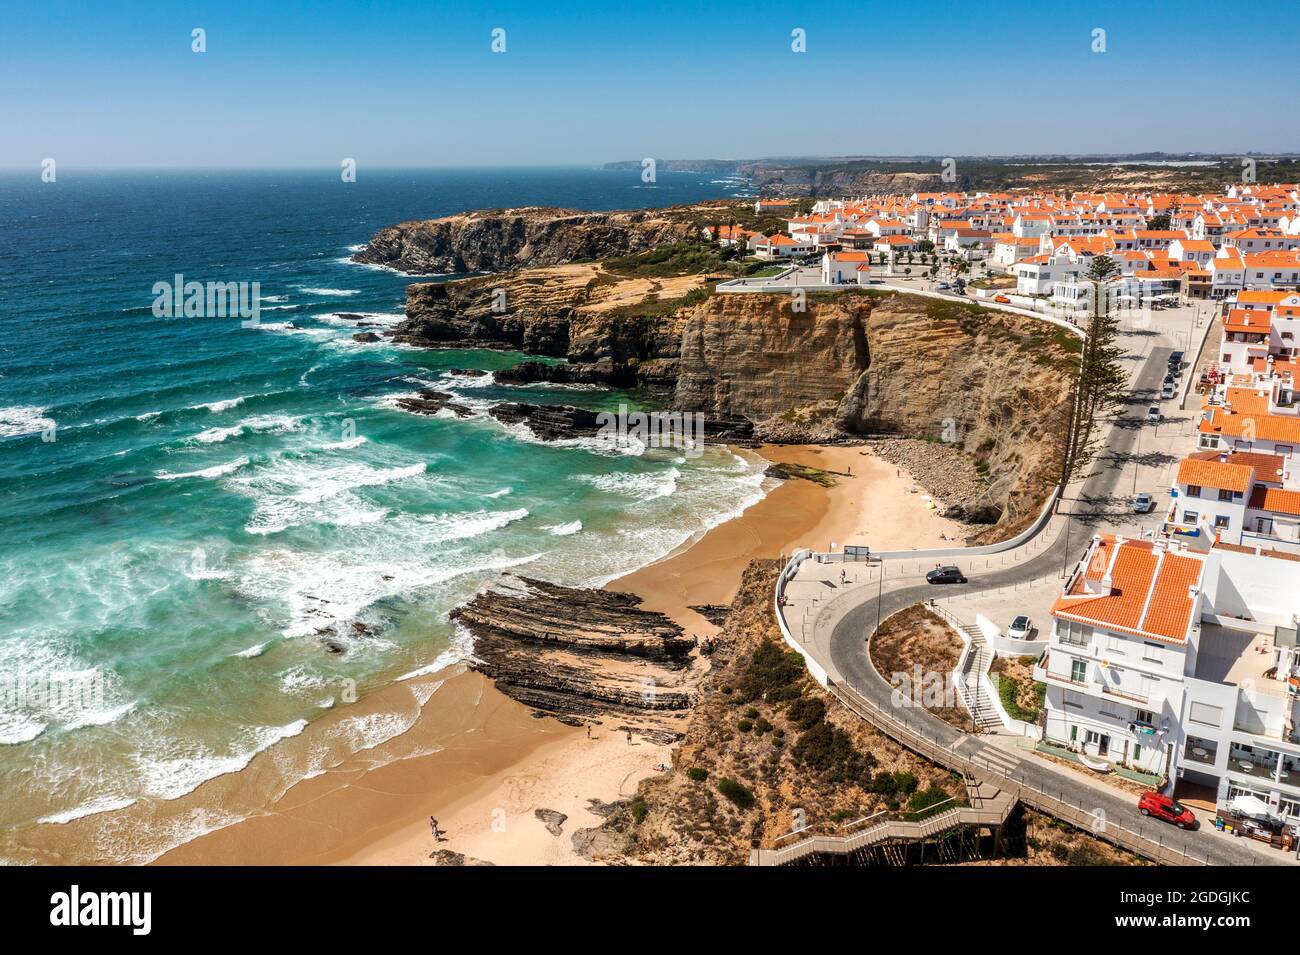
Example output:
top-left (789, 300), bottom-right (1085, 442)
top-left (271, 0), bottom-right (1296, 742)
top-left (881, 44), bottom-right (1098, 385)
top-left (391, 271), bottom-right (1075, 538)
top-left (352, 206), bottom-right (699, 274)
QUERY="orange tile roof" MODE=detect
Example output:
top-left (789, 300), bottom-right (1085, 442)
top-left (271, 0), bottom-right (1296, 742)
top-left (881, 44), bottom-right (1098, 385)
top-left (1051, 536), bottom-right (1203, 644)
top-left (1176, 457), bottom-right (1254, 493)
top-left (1248, 485), bottom-right (1300, 517)
top-left (1190, 448), bottom-right (1285, 481)
top-left (1199, 405), bottom-right (1300, 443)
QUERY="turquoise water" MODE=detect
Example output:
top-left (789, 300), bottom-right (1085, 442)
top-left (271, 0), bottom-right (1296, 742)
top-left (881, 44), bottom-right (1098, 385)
top-left (0, 168), bottom-right (764, 849)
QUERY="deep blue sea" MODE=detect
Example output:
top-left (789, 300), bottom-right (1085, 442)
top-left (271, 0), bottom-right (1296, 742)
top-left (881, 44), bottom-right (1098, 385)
top-left (0, 167), bottom-right (763, 859)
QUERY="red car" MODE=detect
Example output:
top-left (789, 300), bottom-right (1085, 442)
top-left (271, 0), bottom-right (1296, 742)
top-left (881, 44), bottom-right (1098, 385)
top-left (1138, 791), bottom-right (1197, 829)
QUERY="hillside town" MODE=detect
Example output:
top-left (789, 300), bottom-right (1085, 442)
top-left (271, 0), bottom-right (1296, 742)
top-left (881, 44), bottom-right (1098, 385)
top-left (757, 181), bottom-right (1300, 861)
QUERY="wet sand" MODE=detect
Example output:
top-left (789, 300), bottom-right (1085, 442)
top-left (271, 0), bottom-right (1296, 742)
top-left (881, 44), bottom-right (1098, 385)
top-left (145, 444), bottom-right (958, 866)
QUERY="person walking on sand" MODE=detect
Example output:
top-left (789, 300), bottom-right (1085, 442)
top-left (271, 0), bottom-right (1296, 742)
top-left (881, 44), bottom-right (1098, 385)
top-left (839, 569), bottom-right (847, 586)
top-left (430, 816), bottom-right (445, 842)
top-left (586, 725), bottom-right (592, 740)
top-left (626, 730), bottom-right (633, 745)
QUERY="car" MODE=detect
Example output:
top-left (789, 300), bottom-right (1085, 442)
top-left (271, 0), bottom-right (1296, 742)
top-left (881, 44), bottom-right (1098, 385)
top-left (1145, 406), bottom-right (1162, 423)
top-left (1162, 373), bottom-right (1176, 386)
top-left (1167, 350), bottom-right (1184, 369)
top-left (1138, 790), bottom-right (1197, 829)
top-left (1132, 492), bottom-right (1155, 513)
top-left (1161, 384), bottom-right (1175, 399)
top-left (936, 282), bottom-right (952, 290)
top-left (1006, 615), bottom-right (1033, 640)
top-left (925, 566), bottom-right (967, 585)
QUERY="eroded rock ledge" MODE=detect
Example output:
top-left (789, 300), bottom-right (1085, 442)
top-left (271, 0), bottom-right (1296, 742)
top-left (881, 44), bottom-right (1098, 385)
top-left (453, 576), bottom-right (696, 725)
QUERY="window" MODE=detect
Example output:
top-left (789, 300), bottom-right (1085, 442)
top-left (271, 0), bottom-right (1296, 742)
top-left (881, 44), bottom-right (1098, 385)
top-left (1218, 489), bottom-right (1234, 502)
top-left (1214, 515), bottom-right (1231, 529)
top-left (1182, 510), bottom-right (1199, 523)
top-left (1257, 517), bottom-right (1274, 534)
top-left (1134, 709), bottom-right (1155, 726)
top-left (1070, 659), bottom-right (1088, 683)
top-left (1189, 701), bottom-right (1223, 727)
top-left (1185, 484), bottom-right (1202, 498)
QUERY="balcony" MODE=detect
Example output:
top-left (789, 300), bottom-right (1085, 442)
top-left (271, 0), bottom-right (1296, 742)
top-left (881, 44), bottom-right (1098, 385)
top-left (1101, 683), bottom-right (1149, 705)
top-left (1184, 737), bottom-right (1218, 765)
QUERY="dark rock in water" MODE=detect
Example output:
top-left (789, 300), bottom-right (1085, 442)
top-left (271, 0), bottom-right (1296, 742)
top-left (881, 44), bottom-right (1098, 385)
top-left (495, 358), bottom-right (630, 389)
top-left (322, 640), bottom-right (346, 655)
top-left (352, 332), bottom-right (381, 343)
top-left (351, 621), bottom-right (377, 637)
top-left (534, 808), bottom-right (568, 837)
top-left (687, 604), bottom-right (730, 627)
top-left (429, 849), bottom-right (495, 866)
top-left (394, 389), bottom-right (475, 418)
top-left (453, 575), bottom-right (695, 721)
top-left (447, 367), bottom-right (489, 378)
top-left (335, 313), bottom-right (366, 321)
top-left (487, 402), bottom-right (604, 441)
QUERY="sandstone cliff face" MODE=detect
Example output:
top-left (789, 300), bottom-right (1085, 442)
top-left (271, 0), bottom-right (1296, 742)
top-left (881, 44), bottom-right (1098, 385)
top-left (669, 293), bottom-right (867, 421)
top-left (353, 207), bottom-right (698, 274)
top-left (391, 264), bottom-right (1075, 539)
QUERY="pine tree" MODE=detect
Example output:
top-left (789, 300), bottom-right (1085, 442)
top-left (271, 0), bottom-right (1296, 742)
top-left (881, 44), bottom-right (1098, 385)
top-left (1057, 254), bottom-right (1129, 487)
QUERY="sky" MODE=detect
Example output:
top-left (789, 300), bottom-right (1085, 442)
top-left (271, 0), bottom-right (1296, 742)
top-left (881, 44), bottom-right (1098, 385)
top-left (3, 0), bottom-right (1298, 168)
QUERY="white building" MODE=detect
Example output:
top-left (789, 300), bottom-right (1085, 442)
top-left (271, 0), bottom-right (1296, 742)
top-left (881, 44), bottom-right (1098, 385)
top-left (1035, 534), bottom-right (1300, 830)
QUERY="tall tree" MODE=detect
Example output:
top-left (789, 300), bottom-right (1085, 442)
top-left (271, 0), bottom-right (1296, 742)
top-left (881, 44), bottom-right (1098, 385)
top-left (1058, 254), bottom-right (1129, 487)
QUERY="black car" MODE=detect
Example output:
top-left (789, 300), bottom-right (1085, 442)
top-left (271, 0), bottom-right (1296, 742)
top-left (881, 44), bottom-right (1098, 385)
top-left (926, 566), bottom-right (967, 585)
top-left (1168, 351), bottom-right (1184, 369)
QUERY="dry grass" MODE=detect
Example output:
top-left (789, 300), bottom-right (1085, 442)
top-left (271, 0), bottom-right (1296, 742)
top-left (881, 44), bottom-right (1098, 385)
top-left (870, 604), bottom-right (976, 733)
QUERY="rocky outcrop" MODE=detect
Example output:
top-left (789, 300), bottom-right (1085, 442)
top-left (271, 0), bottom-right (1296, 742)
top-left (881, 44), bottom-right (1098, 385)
top-left (534, 809), bottom-right (568, 837)
top-left (495, 358), bottom-right (634, 389)
top-left (352, 207), bottom-right (698, 275)
top-left (394, 389), bottom-right (474, 418)
top-left (488, 402), bottom-right (604, 440)
top-left (452, 576), bottom-right (696, 723)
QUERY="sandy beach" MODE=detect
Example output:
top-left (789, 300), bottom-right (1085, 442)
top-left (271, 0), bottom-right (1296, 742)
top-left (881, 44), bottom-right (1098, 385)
top-left (152, 444), bottom-right (960, 866)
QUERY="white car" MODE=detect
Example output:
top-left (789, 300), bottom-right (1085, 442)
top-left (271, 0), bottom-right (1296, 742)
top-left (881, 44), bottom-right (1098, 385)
top-left (1007, 615), bottom-right (1033, 641)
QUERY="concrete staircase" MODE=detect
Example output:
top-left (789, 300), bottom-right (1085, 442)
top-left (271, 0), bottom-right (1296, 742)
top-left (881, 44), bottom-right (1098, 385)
top-left (958, 625), bottom-right (1003, 732)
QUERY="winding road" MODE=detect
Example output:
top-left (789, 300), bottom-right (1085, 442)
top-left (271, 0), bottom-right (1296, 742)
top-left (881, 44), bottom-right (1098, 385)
top-left (785, 307), bottom-right (1284, 866)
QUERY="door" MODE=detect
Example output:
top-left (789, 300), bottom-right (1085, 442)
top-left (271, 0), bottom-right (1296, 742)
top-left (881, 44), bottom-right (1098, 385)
top-left (1098, 734), bottom-right (1110, 756)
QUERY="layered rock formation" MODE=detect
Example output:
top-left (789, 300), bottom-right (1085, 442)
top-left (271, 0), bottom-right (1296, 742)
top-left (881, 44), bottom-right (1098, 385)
top-left (352, 207), bottom-right (699, 275)
top-left (452, 576), bottom-right (696, 731)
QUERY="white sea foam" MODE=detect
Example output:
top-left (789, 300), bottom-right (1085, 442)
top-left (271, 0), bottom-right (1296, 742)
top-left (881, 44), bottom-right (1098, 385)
top-left (135, 719), bottom-right (309, 801)
top-left (418, 508), bottom-right (528, 543)
top-left (234, 642), bottom-right (268, 659)
top-left (37, 796), bottom-right (139, 826)
top-left (439, 370), bottom-right (496, 389)
top-left (289, 462), bottom-right (425, 504)
top-left (155, 456), bottom-right (250, 481)
top-left (0, 405), bottom-right (55, 439)
top-left (297, 286), bottom-right (359, 296)
top-left (0, 713), bottom-right (47, 745)
top-left (484, 487), bottom-right (512, 498)
top-left (63, 700), bottom-right (137, 731)
top-left (321, 435), bottom-right (367, 451)
top-left (544, 520), bottom-right (583, 536)
top-left (573, 467), bottom-right (679, 499)
top-left (192, 397), bottom-right (245, 413)
top-left (189, 415), bottom-right (299, 446)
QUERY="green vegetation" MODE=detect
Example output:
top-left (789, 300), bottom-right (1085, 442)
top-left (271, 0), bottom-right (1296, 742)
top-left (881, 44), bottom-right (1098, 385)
top-left (765, 462), bottom-right (838, 487)
top-left (993, 671), bottom-right (1046, 722)
top-left (631, 794), bottom-right (648, 824)
top-left (602, 241), bottom-right (726, 277)
top-left (906, 785), bottom-right (956, 819)
top-left (717, 777), bottom-right (756, 811)
top-left (686, 767), bottom-right (709, 782)
top-left (736, 640), bottom-right (806, 704)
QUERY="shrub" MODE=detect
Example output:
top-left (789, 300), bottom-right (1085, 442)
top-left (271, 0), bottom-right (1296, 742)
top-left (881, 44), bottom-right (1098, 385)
top-left (737, 641), bottom-right (806, 702)
top-left (631, 795), bottom-right (647, 824)
top-left (907, 786), bottom-right (953, 819)
top-left (786, 696), bottom-right (826, 731)
top-left (737, 719), bottom-right (753, 733)
top-left (754, 717), bottom-right (773, 735)
top-left (793, 722), bottom-right (876, 785)
top-left (717, 777), bottom-right (756, 811)
top-left (744, 707), bottom-right (760, 720)
top-left (686, 767), bottom-right (708, 782)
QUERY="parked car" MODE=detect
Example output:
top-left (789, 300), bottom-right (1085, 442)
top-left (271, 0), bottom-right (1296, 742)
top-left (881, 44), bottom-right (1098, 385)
top-left (1132, 492), bottom-right (1155, 513)
top-left (936, 282), bottom-right (952, 290)
top-left (925, 566), bottom-right (967, 585)
top-left (1167, 350), bottom-right (1185, 370)
top-left (1006, 615), bottom-right (1033, 640)
top-left (1161, 384), bottom-right (1175, 399)
top-left (1138, 791), bottom-right (1197, 829)
top-left (1145, 406), bottom-right (1162, 423)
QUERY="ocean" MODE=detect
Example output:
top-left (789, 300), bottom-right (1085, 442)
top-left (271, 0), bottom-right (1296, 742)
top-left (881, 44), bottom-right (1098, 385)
top-left (0, 167), bottom-right (764, 861)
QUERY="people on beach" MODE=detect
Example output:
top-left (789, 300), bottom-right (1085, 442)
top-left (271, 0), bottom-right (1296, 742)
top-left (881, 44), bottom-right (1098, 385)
top-left (430, 816), bottom-right (445, 842)
top-left (626, 730), bottom-right (633, 745)
top-left (839, 569), bottom-right (847, 586)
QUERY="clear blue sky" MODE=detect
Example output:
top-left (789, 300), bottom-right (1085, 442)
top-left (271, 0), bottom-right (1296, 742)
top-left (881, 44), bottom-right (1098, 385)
top-left (3, 0), bottom-right (1297, 168)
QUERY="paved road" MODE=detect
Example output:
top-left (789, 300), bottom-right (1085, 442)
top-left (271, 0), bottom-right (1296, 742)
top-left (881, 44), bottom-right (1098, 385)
top-left (822, 336), bottom-right (1270, 865)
